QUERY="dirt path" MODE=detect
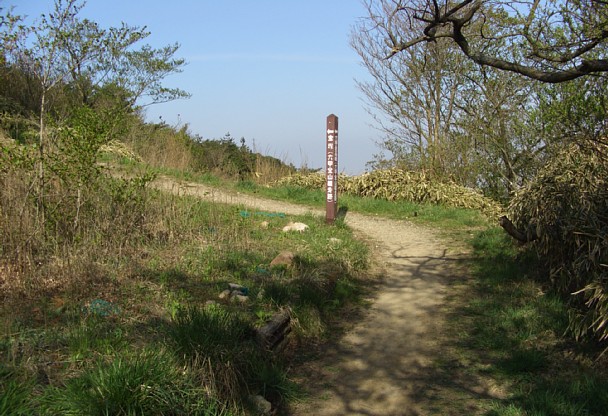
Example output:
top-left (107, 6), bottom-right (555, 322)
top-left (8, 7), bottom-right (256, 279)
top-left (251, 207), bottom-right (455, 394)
top-left (290, 215), bottom-right (451, 416)
top-left (152, 177), bottom-right (460, 415)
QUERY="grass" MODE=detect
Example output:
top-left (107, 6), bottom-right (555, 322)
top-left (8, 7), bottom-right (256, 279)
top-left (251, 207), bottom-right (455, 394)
top-left (39, 349), bottom-right (227, 415)
top-left (0, 368), bottom-right (34, 416)
top-left (242, 184), bottom-right (491, 259)
top-left (214, 179), bottom-right (608, 415)
top-left (0, 167), bottom-right (370, 414)
top-left (104, 153), bottom-right (489, 238)
top-left (434, 227), bottom-right (608, 415)
top-left (231, 182), bottom-right (488, 238)
top-left (5, 148), bottom-right (607, 415)
top-left (169, 304), bottom-right (253, 361)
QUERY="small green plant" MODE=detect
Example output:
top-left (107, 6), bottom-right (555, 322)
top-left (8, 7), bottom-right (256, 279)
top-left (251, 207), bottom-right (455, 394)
top-left (332, 278), bottom-right (360, 308)
top-left (169, 304), bottom-right (254, 362)
top-left (249, 360), bottom-right (302, 403)
top-left (67, 317), bottom-right (126, 361)
top-left (235, 180), bottom-right (257, 192)
top-left (0, 368), bottom-right (34, 416)
top-left (262, 282), bottom-right (294, 306)
top-left (164, 291), bottom-right (188, 320)
top-left (254, 309), bottom-right (274, 325)
top-left (40, 349), bottom-right (222, 415)
top-left (291, 305), bottom-right (325, 340)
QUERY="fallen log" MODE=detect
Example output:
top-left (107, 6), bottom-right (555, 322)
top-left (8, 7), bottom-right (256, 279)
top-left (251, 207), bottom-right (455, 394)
top-left (499, 216), bottom-right (538, 243)
top-left (256, 310), bottom-right (291, 352)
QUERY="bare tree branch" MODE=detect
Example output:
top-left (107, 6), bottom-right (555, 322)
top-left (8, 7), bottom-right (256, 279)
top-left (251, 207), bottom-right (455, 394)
top-left (378, 0), bottom-right (608, 83)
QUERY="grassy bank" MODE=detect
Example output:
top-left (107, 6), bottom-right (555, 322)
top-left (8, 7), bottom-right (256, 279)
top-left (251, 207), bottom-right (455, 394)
top-left (443, 228), bottom-right (608, 415)
top-left (6, 149), bottom-right (606, 414)
top-left (0, 174), bottom-right (369, 415)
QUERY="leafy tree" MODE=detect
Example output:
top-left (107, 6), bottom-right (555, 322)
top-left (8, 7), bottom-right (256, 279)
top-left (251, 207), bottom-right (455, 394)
top-left (533, 75), bottom-right (608, 148)
top-left (1, 0), bottom-right (189, 223)
top-left (454, 67), bottom-right (547, 199)
top-left (355, 42), bottom-right (466, 175)
top-left (0, 4), bottom-right (22, 59)
top-left (190, 133), bottom-right (256, 178)
top-left (353, 0), bottom-right (550, 195)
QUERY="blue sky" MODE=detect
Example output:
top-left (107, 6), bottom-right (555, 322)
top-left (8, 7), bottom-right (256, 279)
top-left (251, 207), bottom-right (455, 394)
top-left (9, 1), bottom-right (382, 174)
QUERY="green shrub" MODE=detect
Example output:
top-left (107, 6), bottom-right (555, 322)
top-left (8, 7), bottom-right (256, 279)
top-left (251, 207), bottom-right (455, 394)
top-left (249, 360), bottom-right (301, 404)
top-left (169, 305), bottom-right (262, 402)
top-left (169, 304), bottom-right (253, 360)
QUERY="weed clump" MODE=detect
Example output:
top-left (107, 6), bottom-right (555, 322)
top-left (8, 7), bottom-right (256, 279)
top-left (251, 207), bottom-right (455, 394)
top-left (40, 349), bottom-right (224, 415)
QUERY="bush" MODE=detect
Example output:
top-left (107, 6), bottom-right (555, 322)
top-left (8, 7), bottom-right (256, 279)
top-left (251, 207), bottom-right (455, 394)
top-left (169, 305), bottom-right (259, 402)
top-left (170, 304), bottom-right (253, 361)
top-left (509, 143), bottom-right (608, 348)
top-left (168, 304), bottom-right (303, 407)
top-left (278, 168), bottom-right (504, 219)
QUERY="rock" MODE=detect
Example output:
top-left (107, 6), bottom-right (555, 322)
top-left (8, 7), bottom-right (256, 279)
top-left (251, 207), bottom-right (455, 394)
top-left (218, 289), bottom-right (231, 299)
top-left (228, 283), bottom-right (248, 295)
top-left (260, 221), bottom-right (270, 229)
top-left (270, 251), bottom-right (295, 268)
top-left (282, 221), bottom-right (309, 232)
top-left (231, 293), bottom-right (249, 303)
top-left (249, 394), bottom-right (272, 415)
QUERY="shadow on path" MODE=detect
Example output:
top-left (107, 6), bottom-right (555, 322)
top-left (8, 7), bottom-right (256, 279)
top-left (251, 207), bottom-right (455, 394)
top-left (289, 216), bottom-right (491, 415)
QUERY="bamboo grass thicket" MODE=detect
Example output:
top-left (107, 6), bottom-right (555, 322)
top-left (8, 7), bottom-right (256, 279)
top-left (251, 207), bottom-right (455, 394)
top-left (509, 143), bottom-right (608, 348)
top-left (277, 168), bottom-right (505, 219)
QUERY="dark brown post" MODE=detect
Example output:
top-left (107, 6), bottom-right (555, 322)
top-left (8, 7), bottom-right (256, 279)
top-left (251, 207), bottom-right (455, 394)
top-left (326, 114), bottom-right (338, 224)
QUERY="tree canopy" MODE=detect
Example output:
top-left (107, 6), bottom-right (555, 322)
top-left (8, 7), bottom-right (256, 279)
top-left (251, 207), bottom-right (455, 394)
top-left (1, 0), bottom-right (189, 117)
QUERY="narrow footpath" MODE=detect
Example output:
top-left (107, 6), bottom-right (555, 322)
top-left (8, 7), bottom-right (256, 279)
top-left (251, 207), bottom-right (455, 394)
top-left (152, 177), bottom-right (463, 415)
top-left (290, 214), bottom-right (450, 416)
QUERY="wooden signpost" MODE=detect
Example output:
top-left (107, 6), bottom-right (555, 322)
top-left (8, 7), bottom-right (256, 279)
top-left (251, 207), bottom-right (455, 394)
top-left (326, 114), bottom-right (338, 224)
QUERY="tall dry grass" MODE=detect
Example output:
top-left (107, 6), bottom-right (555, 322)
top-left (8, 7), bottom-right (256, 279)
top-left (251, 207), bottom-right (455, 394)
top-left (125, 122), bottom-right (193, 172)
top-left (0, 118), bottom-right (159, 299)
top-left (253, 153), bottom-right (296, 185)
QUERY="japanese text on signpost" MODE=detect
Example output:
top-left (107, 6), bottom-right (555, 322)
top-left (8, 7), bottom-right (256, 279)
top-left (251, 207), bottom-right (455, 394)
top-left (326, 114), bottom-right (338, 223)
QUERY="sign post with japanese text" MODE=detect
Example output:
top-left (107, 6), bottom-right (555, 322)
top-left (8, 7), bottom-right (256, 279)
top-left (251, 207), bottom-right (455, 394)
top-left (326, 114), bottom-right (338, 224)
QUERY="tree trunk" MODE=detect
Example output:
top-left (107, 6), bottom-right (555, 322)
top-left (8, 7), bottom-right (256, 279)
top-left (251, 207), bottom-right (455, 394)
top-left (499, 216), bottom-right (537, 243)
top-left (38, 90), bottom-right (47, 227)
